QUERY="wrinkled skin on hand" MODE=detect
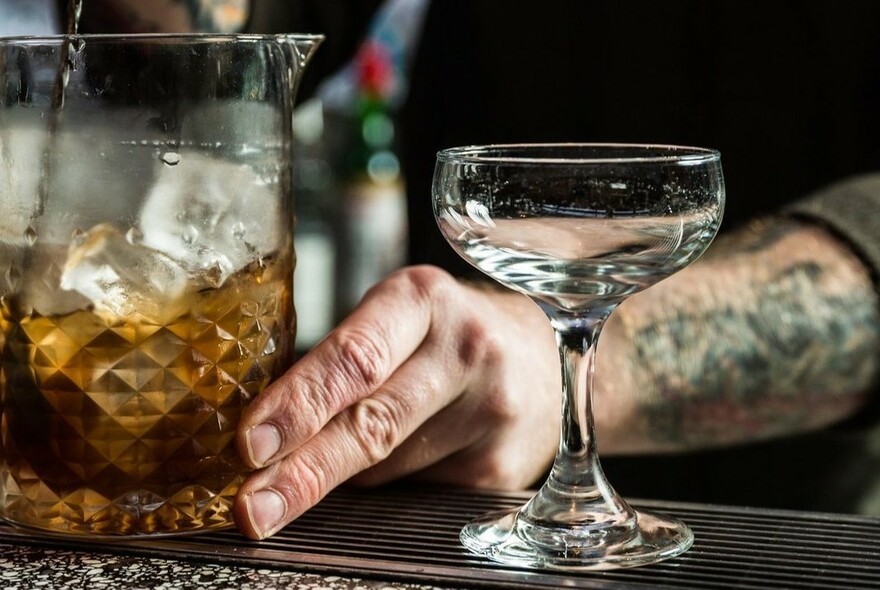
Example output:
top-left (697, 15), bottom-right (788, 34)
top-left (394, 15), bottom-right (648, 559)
top-left (233, 265), bottom-right (562, 539)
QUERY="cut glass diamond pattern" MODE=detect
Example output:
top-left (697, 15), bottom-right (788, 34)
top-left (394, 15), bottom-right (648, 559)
top-left (0, 270), bottom-right (291, 535)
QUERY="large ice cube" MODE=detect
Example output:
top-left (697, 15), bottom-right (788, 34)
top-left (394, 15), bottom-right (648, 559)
top-left (60, 223), bottom-right (188, 323)
top-left (13, 243), bottom-right (90, 318)
top-left (138, 152), bottom-right (282, 286)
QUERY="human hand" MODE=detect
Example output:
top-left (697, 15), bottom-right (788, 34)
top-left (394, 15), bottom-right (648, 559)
top-left (232, 265), bottom-right (561, 539)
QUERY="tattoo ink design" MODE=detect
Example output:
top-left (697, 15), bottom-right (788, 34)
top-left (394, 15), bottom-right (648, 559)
top-left (626, 220), bottom-right (880, 449)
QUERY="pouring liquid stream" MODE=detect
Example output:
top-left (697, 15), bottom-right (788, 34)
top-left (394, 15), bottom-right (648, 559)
top-left (36, 0), bottom-right (83, 217)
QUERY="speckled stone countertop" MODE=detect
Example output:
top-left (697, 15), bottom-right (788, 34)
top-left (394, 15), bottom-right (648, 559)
top-left (0, 543), bottom-right (452, 590)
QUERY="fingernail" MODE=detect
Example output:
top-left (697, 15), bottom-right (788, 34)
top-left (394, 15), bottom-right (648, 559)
top-left (245, 489), bottom-right (287, 539)
top-left (247, 423), bottom-right (282, 467)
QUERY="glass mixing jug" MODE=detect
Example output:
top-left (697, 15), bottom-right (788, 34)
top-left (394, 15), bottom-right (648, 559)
top-left (0, 33), bottom-right (321, 537)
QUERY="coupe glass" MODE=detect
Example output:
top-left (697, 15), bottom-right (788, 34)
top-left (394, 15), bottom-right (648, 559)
top-left (433, 144), bottom-right (724, 570)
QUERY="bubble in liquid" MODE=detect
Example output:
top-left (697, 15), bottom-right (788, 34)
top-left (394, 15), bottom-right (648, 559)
top-left (203, 263), bottom-right (225, 289)
top-left (160, 152), bottom-right (181, 166)
top-left (24, 225), bottom-right (38, 246)
top-left (125, 226), bottom-right (144, 245)
top-left (181, 225), bottom-right (199, 245)
top-left (4, 266), bottom-right (22, 291)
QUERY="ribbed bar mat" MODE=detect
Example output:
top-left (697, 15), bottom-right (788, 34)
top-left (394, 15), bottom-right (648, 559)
top-left (2, 486), bottom-right (879, 590)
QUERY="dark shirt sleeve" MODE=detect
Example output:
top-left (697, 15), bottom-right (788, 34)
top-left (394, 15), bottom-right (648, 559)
top-left (786, 174), bottom-right (880, 286)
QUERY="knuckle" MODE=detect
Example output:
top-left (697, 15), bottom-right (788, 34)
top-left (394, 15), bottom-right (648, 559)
top-left (456, 318), bottom-right (495, 369)
top-left (283, 450), bottom-right (331, 509)
top-left (390, 265), bottom-right (457, 307)
top-left (477, 384), bottom-right (519, 429)
top-left (328, 328), bottom-right (389, 399)
top-left (397, 264), bottom-right (455, 289)
top-left (349, 397), bottom-right (404, 464)
top-left (287, 371), bottom-right (329, 438)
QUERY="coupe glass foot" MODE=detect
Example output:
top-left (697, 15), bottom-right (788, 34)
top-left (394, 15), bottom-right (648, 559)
top-left (460, 506), bottom-right (693, 571)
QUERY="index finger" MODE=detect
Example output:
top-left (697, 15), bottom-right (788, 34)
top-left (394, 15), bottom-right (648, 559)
top-left (237, 266), bottom-right (446, 469)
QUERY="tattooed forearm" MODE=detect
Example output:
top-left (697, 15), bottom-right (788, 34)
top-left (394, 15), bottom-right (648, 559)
top-left (614, 218), bottom-right (880, 451)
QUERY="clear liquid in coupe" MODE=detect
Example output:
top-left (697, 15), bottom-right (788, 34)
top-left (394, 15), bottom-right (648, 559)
top-left (441, 210), bottom-right (719, 310)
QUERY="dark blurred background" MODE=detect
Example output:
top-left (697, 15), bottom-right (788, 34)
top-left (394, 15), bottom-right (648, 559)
top-left (12, 0), bottom-right (880, 513)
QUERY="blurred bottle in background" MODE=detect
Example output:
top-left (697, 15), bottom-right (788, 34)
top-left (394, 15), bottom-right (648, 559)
top-left (292, 98), bottom-right (338, 351)
top-left (332, 36), bottom-right (408, 318)
top-left (292, 0), bottom-right (430, 350)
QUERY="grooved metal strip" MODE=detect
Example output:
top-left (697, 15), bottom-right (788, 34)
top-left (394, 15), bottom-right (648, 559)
top-left (2, 487), bottom-right (879, 590)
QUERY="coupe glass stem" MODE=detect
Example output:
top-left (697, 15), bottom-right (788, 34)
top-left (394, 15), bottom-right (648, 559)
top-left (515, 304), bottom-right (636, 546)
top-left (553, 309), bottom-right (609, 482)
